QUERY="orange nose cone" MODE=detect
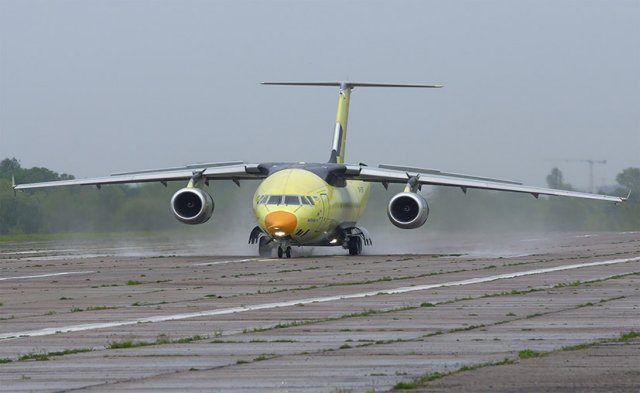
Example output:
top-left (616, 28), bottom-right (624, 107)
top-left (265, 211), bottom-right (297, 237)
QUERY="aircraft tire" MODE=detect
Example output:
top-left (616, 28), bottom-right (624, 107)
top-left (348, 237), bottom-right (363, 256)
top-left (285, 246), bottom-right (291, 258)
top-left (277, 246), bottom-right (283, 258)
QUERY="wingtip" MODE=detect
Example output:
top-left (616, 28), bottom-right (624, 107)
top-left (614, 190), bottom-right (631, 205)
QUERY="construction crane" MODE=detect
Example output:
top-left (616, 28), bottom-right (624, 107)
top-left (559, 159), bottom-right (607, 193)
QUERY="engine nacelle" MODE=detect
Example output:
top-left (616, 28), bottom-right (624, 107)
top-left (170, 188), bottom-right (214, 225)
top-left (387, 192), bottom-right (429, 229)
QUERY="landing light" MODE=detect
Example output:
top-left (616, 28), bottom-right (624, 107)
top-left (274, 231), bottom-right (286, 237)
top-left (330, 238), bottom-right (338, 244)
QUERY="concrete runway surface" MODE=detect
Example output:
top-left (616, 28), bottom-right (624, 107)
top-left (0, 232), bottom-right (639, 392)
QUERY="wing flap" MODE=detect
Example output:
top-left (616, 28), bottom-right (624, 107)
top-left (14, 163), bottom-right (263, 191)
top-left (378, 164), bottom-right (522, 185)
top-left (349, 166), bottom-right (626, 203)
top-left (111, 161), bottom-right (245, 176)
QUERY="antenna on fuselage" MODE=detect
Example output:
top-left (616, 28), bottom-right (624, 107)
top-left (261, 82), bottom-right (443, 164)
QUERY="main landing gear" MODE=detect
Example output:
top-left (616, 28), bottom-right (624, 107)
top-left (277, 245), bottom-right (292, 258)
top-left (258, 237), bottom-right (272, 257)
top-left (347, 236), bottom-right (363, 256)
top-left (344, 226), bottom-right (372, 256)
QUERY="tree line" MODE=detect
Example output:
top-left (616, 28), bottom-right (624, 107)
top-left (0, 157), bottom-right (638, 236)
top-left (0, 158), bottom-right (253, 236)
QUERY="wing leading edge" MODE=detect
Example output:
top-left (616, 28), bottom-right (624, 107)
top-left (346, 165), bottom-right (627, 203)
top-left (13, 162), bottom-right (264, 190)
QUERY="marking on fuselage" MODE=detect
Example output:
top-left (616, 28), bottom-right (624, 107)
top-left (0, 271), bottom-right (96, 282)
top-left (1, 256), bottom-right (638, 341)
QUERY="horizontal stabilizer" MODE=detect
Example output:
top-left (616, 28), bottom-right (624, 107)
top-left (378, 164), bottom-right (522, 185)
top-left (262, 82), bottom-right (443, 89)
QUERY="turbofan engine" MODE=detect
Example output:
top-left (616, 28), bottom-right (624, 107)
top-left (170, 188), bottom-right (214, 225)
top-left (387, 192), bottom-right (429, 229)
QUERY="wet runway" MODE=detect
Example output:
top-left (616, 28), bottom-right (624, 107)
top-left (1, 232), bottom-right (639, 392)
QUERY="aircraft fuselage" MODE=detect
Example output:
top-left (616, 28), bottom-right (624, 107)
top-left (253, 166), bottom-right (370, 246)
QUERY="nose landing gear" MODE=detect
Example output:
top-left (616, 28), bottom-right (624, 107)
top-left (277, 246), bottom-right (292, 258)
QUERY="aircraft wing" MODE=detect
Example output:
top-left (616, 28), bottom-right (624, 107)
top-left (345, 164), bottom-right (627, 203)
top-left (13, 162), bottom-right (265, 190)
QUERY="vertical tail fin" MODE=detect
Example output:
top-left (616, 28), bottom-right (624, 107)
top-left (261, 82), bottom-right (442, 164)
top-left (330, 83), bottom-right (351, 163)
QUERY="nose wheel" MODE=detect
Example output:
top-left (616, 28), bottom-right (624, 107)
top-left (277, 246), bottom-right (292, 258)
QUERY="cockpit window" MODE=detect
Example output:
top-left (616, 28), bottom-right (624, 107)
top-left (284, 195), bottom-right (300, 205)
top-left (267, 195), bottom-right (282, 205)
top-left (260, 194), bottom-right (315, 206)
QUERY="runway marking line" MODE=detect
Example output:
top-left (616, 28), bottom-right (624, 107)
top-left (0, 271), bottom-right (96, 282)
top-left (191, 258), bottom-right (277, 266)
top-left (191, 258), bottom-right (255, 266)
top-left (1, 256), bottom-right (638, 341)
top-left (0, 249), bottom-right (84, 255)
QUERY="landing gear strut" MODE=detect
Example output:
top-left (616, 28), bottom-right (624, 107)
top-left (277, 246), bottom-right (292, 258)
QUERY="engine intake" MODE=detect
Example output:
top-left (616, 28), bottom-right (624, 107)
top-left (387, 192), bottom-right (429, 229)
top-left (170, 188), bottom-right (214, 225)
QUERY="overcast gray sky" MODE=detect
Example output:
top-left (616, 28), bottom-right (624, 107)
top-left (1, 0), bottom-right (638, 190)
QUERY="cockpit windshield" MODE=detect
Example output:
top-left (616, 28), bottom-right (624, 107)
top-left (257, 194), bottom-right (315, 206)
top-left (267, 195), bottom-right (282, 205)
top-left (284, 195), bottom-right (299, 205)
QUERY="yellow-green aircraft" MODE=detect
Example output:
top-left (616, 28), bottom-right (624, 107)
top-left (14, 82), bottom-right (627, 258)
